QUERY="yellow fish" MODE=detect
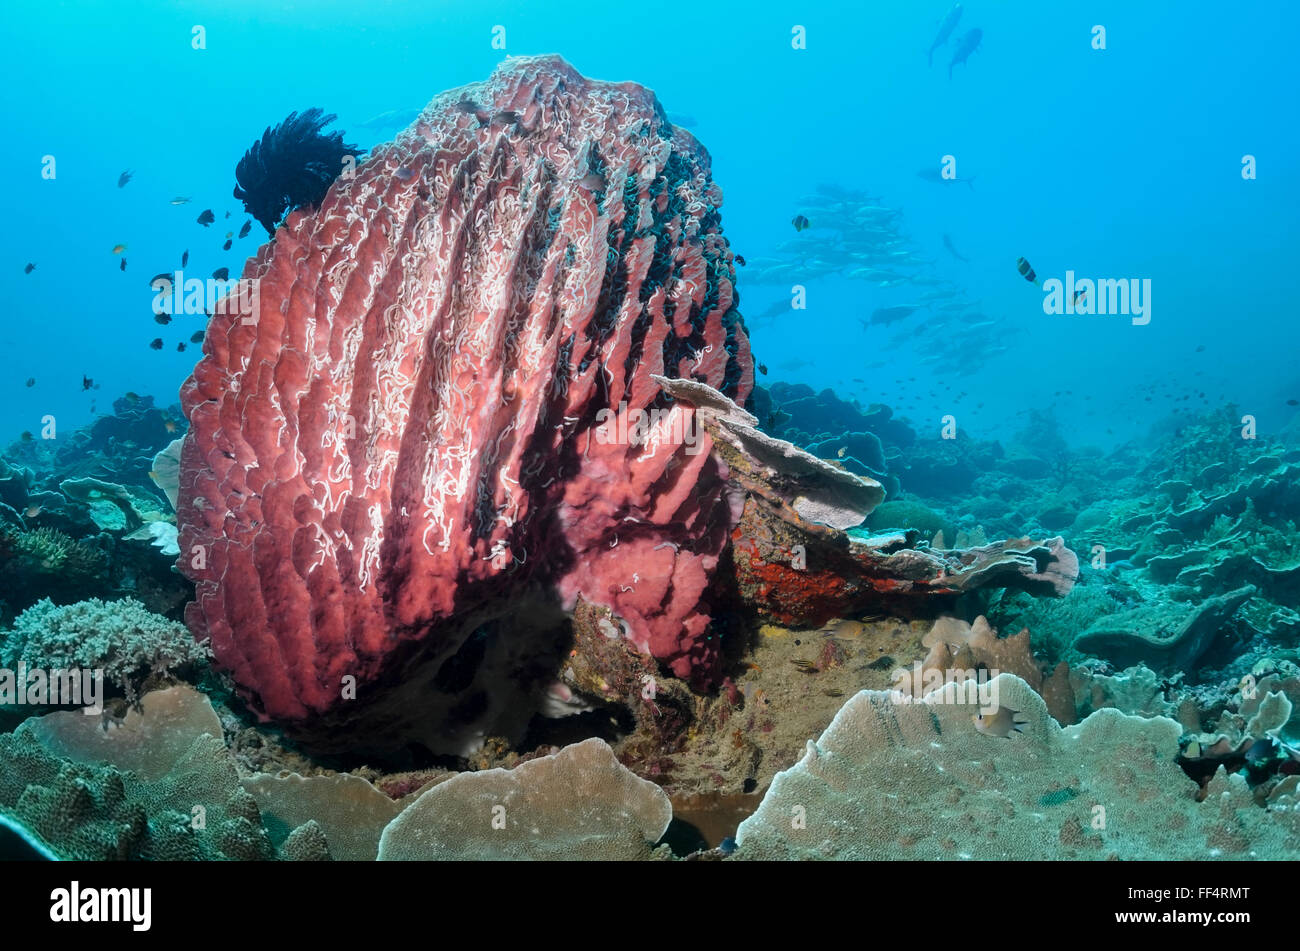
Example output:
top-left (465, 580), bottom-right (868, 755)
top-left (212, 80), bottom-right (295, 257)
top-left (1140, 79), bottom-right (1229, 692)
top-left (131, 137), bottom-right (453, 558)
top-left (819, 618), bottom-right (866, 639)
top-left (111, 244), bottom-right (127, 255)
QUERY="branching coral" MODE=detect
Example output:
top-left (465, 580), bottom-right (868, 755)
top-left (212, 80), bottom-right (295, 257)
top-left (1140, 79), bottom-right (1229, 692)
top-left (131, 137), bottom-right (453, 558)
top-left (1, 598), bottom-right (209, 701)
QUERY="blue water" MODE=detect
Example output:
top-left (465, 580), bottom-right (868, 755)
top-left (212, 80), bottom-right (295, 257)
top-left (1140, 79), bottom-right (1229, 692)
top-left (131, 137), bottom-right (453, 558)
top-left (3, 0), bottom-right (1297, 447)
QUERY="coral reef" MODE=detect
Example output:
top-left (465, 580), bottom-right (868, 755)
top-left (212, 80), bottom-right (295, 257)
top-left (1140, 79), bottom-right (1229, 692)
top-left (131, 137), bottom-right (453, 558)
top-left (734, 674), bottom-right (1300, 859)
top-left (734, 515), bottom-right (1077, 627)
top-left (3, 51), bottom-right (1294, 868)
top-left (864, 499), bottom-right (949, 538)
top-left (1073, 585), bottom-right (1255, 673)
top-left (0, 396), bottom-right (191, 623)
top-left (0, 686), bottom-right (273, 860)
top-left (0, 525), bottom-right (110, 612)
top-left (658, 376), bottom-right (1078, 626)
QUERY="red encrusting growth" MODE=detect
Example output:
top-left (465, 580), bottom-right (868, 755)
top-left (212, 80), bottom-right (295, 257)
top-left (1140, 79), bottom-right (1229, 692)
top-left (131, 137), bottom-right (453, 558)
top-left (178, 56), bottom-right (752, 733)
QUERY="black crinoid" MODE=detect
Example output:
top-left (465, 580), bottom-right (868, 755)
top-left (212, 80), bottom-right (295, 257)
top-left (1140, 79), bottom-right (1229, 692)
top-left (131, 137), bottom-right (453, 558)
top-left (233, 108), bottom-right (362, 235)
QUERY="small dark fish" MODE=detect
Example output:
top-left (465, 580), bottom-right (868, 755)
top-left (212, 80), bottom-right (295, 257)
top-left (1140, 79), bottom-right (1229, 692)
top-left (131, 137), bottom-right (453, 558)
top-left (120, 258), bottom-right (127, 271)
top-left (212, 267), bottom-right (229, 281)
top-left (942, 233), bottom-right (969, 262)
top-left (238, 220), bottom-right (251, 239)
top-left (492, 110), bottom-right (521, 129)
top-left (758, 362), bottom-right (768, 376)
top-left (394, 167), bottom-right (416, 182)
top-left (82, 375), bottom-right (94, 391)
top-left (735, 254), bottom-right (746, 266)
top-left (1015, 256), bottom-right (1039, 286)
top-left (150, 271), bottom-right (173, 287)
top-left (1072, 288), bottom-right (1088, 306)
top-left (177, 342), bottom-right (187, 352)
top-left (197, 209), bottom-right (215, 226)
top-left (1245, 737), bottom-right (1278, 766)
top-left (181, 249), bottom-right (189, 267)
top-left (25, 378), bottom-right (35, 387)
top-left (20, 431), bottom-right (33, 443)
top-left (576, 172), bottom-right (605, 191)
top-left (1195, 344), bottom-right (1205, 352)
top-left (149, 338), bottom-right (164, 350)
top-left (190, 330), bottom-right (205, 343)
top-left (118, 170), bottom-right (133, 188)
top-left (154, 313), bottom-right (172, 325)
top-left (225, 211), bottom-right (231, 218)
top-left (24, 262), bottom-right (35, 274)
top-left (453, 99), bottom-right (479, 114)
top-left (791, 214), bottom-right (811, 232)
top-left (222, 239), bottom-right (232, 251)
top-left (1288, 399), bottom-right (1299, 407)
top-left (124, 391), bottom-right (140, 402)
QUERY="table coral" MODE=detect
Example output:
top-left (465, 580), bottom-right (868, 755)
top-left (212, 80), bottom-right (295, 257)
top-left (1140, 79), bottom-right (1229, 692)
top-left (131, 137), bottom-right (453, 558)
top-left (734, 673), bottom-right (1300, 859)
top-left (377, 737), bottom-right (672, 860)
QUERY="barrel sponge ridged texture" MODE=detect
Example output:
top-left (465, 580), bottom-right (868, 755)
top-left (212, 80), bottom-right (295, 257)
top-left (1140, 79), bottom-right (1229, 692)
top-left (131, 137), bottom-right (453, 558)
top-left (735, 673), bottom-right (1300, 859)
top-left (377, 737), bottom-right (672, 860)
top-left (177, 54), bottom-right (753, 733)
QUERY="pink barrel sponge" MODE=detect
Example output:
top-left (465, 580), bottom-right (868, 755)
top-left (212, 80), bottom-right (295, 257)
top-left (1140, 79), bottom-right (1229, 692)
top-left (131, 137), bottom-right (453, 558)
top-left (176, 56), bottom-right (752, 743)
